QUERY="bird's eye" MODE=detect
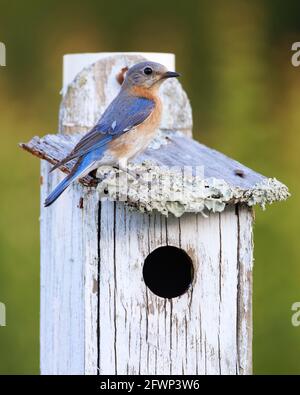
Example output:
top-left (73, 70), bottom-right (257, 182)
top-left (144, 67), bottom-right (153, 75)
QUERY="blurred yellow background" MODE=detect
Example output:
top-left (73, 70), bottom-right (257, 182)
top-left (0, 0), bottom-right (299, 374)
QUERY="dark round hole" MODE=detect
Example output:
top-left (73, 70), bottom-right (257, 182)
top-left (143, 246), bottom-right (194, 299)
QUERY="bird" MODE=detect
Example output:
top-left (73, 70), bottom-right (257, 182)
top-left (44, 61), bottom-right (180, 207)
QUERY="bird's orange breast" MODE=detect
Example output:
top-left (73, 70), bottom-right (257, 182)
top-left (108, 94), bottom-right (162, 160)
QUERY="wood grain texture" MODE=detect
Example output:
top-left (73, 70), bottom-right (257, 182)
top-left (96, 203), bottom-right (253, 374)
top-left (236, 205), bottom-right (254, 375)
top-left (40, 160), bottom-right (99, 374)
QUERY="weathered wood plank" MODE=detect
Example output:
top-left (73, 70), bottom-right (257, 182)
top-left (236, 205), bottom-right (253, 375)
top-left (98, 200), bottom-right (116, 374)
top-left (195, 212), bottom-right (222, 374)
top-left (40, 160), bottom-right (84, 374)
top-left (20, 134), bottom-right (96, 187)
top-left (40, 160), bottom-right (99, 374)
top-left (175, 213), bottom-right (198, 375)
top-left (218, 206), bottom-right (238, 374)
top-left (83, 192), bottom-right (99, 375)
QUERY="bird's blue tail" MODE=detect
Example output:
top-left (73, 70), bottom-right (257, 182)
top-left (44, 153), bottom-right (96, 207)
top-left (44, 172), bottom-right (77, 207)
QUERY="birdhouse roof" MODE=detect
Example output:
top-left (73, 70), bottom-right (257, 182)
top-left (20, 129), bottom-right (289, 217)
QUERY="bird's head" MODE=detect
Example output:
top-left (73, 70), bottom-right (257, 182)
top-left (122, 61), bottom-right (180, 91)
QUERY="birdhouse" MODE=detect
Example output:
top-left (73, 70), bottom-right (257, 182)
top-left (21, 53), bottom-right (289, 375)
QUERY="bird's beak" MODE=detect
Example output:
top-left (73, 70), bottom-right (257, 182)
top-left (162, 71), bottom-right (181, 79)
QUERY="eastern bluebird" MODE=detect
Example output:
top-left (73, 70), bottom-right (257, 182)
top-left (44, 61), bottom-right (180, 207)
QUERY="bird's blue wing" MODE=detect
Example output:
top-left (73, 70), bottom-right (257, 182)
top-left (98, 94), bottom-right (155, 135)
top-left (73, 94), bottom-right (155, 154)
top-left (51, 94), bottom-right (155, 171)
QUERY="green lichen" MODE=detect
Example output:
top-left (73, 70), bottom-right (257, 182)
top-left (96, 162), bottom-right (290, 217)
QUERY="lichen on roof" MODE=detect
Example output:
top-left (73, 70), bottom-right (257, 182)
top-left (96, 162), bottom-right (290, 217)
top-left (20, 129), bottom-right (290, 217)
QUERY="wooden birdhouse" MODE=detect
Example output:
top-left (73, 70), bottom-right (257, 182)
top-left (21, 52), bottom-right (289, 375)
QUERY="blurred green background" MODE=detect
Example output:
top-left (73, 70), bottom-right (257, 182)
top-left (0, 0), bottom-right (299, 374)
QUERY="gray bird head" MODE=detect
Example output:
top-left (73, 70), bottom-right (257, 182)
top-left (122, 61), bottom-right (180, 90)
